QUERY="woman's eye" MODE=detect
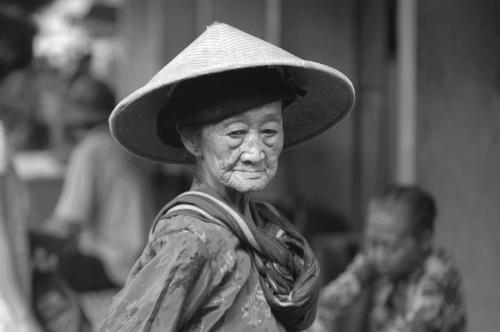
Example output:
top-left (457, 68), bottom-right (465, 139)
top-left (228, 130), bottom-right (246, 138)
top-left (262, 129), bottom-right (278, 136)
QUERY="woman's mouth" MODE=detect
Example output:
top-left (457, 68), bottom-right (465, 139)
top-left (234, 169), bottom-right (266, 178)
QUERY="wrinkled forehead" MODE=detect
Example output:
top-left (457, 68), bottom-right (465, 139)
top-left (365, 202), bottom-right (411, 238)
top-left (213, 101), bottom-right (283, 126)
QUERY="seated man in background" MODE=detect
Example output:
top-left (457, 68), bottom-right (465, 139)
top-left (35, 74), bottom-right (157, 331)
top-left (42, 74), bottom-right (156, 291)
top-left (310, 185), bottom-right (467, 332)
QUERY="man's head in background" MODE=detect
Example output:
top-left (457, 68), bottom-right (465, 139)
top-left (63, 74), bottom-right (115, 143)
top-left (364, 184), bottom-right (436, 279)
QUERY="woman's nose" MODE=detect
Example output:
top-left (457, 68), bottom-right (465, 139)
top-left (241, 132), bottom-right (265, 163)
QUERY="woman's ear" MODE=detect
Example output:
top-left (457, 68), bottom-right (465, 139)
top-left (177, 124), bottom-right (202, 157)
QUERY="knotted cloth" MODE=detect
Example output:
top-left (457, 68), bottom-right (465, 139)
top-left (150, 189), bottom-right (322, 331)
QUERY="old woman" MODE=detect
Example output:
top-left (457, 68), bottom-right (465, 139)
top-left (100, 22), bottom-right (354, 332)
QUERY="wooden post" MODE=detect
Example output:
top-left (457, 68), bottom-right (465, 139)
top-left (395, 0), bottom-right (417, 183)
top-left (196, 0), bottom-right (213, 33)
top-left (265, 0), bottom-right (281, 45)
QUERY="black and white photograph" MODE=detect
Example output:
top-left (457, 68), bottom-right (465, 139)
top-left (0, 0), bottom-right (498, 331)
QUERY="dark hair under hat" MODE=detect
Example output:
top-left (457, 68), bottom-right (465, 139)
top-left (157, 67), bottom-right (297, 148)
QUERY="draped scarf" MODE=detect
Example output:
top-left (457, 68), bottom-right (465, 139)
top-left (149, 188), bottom-right (321, 331)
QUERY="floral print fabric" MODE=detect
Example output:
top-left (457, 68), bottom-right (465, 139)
top-left (100, 213), bottom-right (285, 332)
top-left (310, 248), bottom-right (467, 332)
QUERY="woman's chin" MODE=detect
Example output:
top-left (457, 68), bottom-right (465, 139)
top-left (227, 178), bottom-right (270, 193)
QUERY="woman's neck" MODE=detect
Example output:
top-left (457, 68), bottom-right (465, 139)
top-left (192, 176), bottom-right (251, 216)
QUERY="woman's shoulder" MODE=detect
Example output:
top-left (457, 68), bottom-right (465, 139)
top-left (129, 214), bottom-right (233, 278)
top-left (152, 213), bottom-right (241, 253)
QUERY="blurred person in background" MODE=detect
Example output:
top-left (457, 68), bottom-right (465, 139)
top-left (310, 185), bottom-right (467, 332)
top-left (0, 5), bottom-right (43, 332)
top-left (33, 73), bottom-right (157, 331)
top-left (41, 74), bottom-right (157, 293)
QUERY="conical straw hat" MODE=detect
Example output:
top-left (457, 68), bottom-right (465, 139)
top-left (110, 22), bottom-right (355, 163)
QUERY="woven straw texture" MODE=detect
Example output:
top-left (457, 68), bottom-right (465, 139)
top-left (110, 22), bottom-right (355, 163)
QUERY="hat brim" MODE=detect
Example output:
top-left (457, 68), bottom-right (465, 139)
top-left (110, 60), bottom-right (354, 164)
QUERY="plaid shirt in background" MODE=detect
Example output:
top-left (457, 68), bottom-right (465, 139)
top-left (310, 248), bottom-right (467, 332)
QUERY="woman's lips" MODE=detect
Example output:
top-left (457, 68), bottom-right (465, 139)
top-left (234, 169), bottom-right (265, 178)
top-left (233, 168), bottom-right (265, 172)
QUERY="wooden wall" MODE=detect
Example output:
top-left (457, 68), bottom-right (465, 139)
top-left (417, 0), bottom-right (500, 330)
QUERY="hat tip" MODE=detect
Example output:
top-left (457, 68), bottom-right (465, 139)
top-left (208, 20), bottom-right (221, 26)
top-left (206, 21), bottom-right (230, 31)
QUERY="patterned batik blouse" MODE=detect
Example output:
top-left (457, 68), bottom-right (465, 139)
top-left (99, 211), bottom-right (286, 332)
top-left (310, 248), bottom-right (467, 332)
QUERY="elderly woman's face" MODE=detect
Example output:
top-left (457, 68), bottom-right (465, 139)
top-left (194, 101), bottom-right (284, 193)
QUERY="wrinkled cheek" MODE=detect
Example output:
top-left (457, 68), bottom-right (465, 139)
top-left (214, 154), bottom-right (238, 183)
top-left (265, 148), bottom-right (281, 175)
top-left (218, 146), bottom-right (282, 191)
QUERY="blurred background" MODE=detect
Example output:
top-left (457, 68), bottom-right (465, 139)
top-left (0, 0), bottom-right (499, 331)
